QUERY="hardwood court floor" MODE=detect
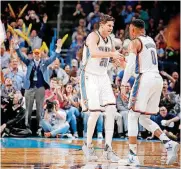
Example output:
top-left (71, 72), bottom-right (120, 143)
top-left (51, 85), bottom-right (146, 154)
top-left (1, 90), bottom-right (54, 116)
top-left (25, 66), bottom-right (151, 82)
top-left (1, 138), bottom-right (180, 169)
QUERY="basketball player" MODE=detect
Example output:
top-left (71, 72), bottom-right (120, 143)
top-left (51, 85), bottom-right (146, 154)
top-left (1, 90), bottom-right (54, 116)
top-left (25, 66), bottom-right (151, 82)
top-left (80, 14), bottom-right (122, 162)
top-left (120, 19), bottom-right (179, 166)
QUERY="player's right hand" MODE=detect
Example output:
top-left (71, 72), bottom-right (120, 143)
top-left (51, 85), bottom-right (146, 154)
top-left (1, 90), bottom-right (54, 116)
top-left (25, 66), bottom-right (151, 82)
top-left (111, 51), bottom-right (124, 59)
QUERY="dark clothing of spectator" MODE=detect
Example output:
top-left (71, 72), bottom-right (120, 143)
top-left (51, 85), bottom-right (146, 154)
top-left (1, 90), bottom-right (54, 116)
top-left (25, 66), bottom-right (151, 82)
top-left (151, 113), bottom-right (178, 134)
top-left (80, 1), bottom-right (93, 16)
top-left (159, 92), bottom-right (176, 112)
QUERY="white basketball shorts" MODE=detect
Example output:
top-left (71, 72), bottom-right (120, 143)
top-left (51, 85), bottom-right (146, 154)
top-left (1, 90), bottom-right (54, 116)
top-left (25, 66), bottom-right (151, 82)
top-left (129, 72), bottom-right (163, 115)
top-left (80, 71), bottom-right (116, 112)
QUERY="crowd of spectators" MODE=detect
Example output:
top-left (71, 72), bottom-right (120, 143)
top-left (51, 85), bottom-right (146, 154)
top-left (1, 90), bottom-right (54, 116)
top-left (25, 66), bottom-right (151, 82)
top-left (0, 1), bottom-right (180, 141)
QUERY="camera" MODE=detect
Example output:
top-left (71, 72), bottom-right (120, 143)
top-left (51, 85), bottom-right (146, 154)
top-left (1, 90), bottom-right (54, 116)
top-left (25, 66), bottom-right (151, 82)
top-left (46, 100), bottom-right (56, 112)
top-left (1, 96), bottom-right (13, 106)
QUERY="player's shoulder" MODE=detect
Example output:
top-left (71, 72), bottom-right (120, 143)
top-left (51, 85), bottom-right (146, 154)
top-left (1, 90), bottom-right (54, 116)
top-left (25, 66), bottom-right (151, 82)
top-left (129, 38), bottom-right (142, 53)
top-left (87, 31), bottom-right (99, 39)
top-left (130, 38), bottom-right (141, 48)
top-left (86, 31), bottom-right (100, 45)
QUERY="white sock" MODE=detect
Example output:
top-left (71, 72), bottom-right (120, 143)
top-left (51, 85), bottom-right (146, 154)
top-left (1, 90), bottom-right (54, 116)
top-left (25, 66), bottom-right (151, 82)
top-left (104, 106), bottom-right (116, 149)
top-left (87, 112), bottom-right (100, 147)
top-left (129, 144), bottom-right (137, 155)
top-left (159, 133), bottom-right (170, 144)
top-left (105, 130), bottom-right (113, 149)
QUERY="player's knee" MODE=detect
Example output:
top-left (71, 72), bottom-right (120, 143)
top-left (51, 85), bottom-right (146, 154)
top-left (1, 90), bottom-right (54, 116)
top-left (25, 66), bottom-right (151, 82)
top-left (139, 115), bottom-right (160, 133)
top-left (128, 110), bottom-right (140, 136)
top-left (128, 110), bottom-right (140, 121)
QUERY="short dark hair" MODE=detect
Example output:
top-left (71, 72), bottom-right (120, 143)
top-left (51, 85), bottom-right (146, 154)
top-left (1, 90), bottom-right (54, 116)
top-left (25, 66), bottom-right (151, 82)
top-left (100, 14), bottom-right (115, 24)
top-left (131, 19), bottom-right (145, 29)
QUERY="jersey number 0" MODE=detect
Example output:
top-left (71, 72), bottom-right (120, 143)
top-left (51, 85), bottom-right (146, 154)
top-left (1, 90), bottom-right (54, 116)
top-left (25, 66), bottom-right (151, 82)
top-left (151, 50), bottom-right (157, 65)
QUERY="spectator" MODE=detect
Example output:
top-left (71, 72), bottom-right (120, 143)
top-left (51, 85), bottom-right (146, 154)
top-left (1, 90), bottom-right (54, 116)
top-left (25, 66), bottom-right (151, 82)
top-left (3, 58), bottom-right (24, 91)
top-left (70, 59), bottom-right (78, 77)
top-left (30, 30), bottom-right (42, 50)
top-left (171, 72), bottom-right (180, 94)
top-left (49, 58), bottom-right (69, 85)
top-left (116, 83), bottom-right (131, 138)
top-left (155, 30), bottom-right (167, 49)
top-left (115, 29), bottom-right (125, 42)
top-left (67, 33), bottom-right (84, 66)
top-left (150, 106), bottom-right (178, 140)
top-left (24, 10), bottom-right (41, 31)
top-left (64, 65), bottom-right (71, 77)
top-left (147, 18), bottom-right (157, 38)
top-left (62, 83), bottom-right (80, 138)
top-left (1, 92), bottom-right (32, 137)
top-left (73, 3), bottom-right (86, 25)
top-left (135, 5), bottom-right (149, 30)
top-left (121, 5), bottom-right (135, 24)
top-left (0, 45), bottom-right (10, 70)
top-left (113, 6), bottom-right (125, 31)
top-left (40, 100), bottom-right (70, 138)
top-left (17, 18), bottom-right (24, 31)
top-left (12, 37), bottom-right (63, 135)
top-left (72, 24), bottom-right (87, 41)
top-left (80, 1), bottom-right (94, 16)
top-left (87, 4), bottom-right (102, 31)
top-left (18, 48), bottom-right (28, 74)
top-left (150, 1), bottom-right (160, 24)
top-left (10, 21), bottom-right (17, 29)
top-left (1, 77), bottom-right (16, 98)
top-left (44, 77), bottom-right (64, 109)
top-left (159, 80), bottom-right (176, 112)
top-left (156, 41), bottom-right (165, 59)
top-left (63, 83), bottom-right (80, 111)
top-left (160, 71), bottom-right (176, 91)
top-left (165, 112), bottom-right (181, 130)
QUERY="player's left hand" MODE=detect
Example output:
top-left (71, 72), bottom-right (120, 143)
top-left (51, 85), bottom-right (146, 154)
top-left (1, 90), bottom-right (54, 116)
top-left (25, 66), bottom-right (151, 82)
top-left (112, 54), bottom-right (125, 67)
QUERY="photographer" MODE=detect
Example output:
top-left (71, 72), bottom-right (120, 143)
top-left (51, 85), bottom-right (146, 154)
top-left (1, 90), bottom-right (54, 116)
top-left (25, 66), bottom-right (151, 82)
top-left (1, 92), bottom-right (31, 137)
top-left (1, 77), bottom-right (17, 98)
top-left (40, 100), bottom-right (69, 138)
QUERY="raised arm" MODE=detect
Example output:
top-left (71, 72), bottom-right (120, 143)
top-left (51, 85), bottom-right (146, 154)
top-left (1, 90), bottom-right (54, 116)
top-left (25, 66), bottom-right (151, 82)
top-left (160, 71), bottom-right (176, 89)
top-left (44, 39), bottom-right (62, 66)
top-left (12, 36), bottom-right (30, 65)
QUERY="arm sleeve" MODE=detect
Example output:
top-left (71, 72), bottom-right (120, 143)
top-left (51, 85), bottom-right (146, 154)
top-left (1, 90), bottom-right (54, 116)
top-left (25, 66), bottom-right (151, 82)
top-left (121, 52), bottom-right (136, 86)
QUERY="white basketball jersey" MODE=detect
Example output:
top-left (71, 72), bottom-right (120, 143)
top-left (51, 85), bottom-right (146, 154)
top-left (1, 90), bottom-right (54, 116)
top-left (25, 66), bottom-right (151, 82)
top-left (135, 35), bottom-right (159, 74)
top-left (82, 31), bottom-right (113, 75)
